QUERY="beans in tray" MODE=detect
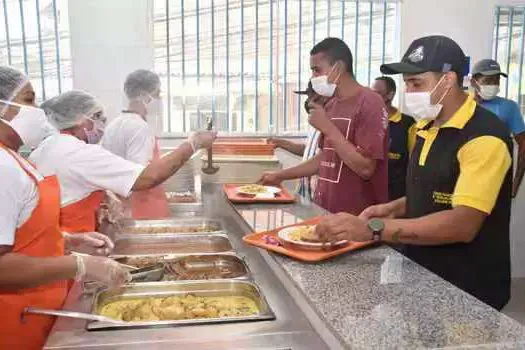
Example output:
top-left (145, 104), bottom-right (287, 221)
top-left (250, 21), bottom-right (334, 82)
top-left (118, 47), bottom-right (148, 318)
top-left (116, 255), bottom-right (247, 281)
top-left (163, 260), bottom-right (245, 281)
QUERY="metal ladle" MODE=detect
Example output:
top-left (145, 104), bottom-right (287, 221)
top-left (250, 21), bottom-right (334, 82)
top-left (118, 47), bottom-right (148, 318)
top-left (21, 307), bottom-right (125, 324)
top-left (201, 117), bottom-right (219, 175)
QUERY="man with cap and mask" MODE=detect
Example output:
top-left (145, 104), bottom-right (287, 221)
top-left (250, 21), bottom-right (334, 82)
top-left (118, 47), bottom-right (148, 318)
top-left (315, 35), bottom-right (512, 310)
top-left (471, 59), bottom-right (525, 197)
top-left (265, 81), bottom-right (323, 199)
top-left (260, 38), bottom-right (389, 215)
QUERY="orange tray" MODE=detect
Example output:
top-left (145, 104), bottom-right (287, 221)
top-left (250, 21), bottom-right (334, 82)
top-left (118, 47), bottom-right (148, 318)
top-left (224, 184), bottom-right (296, 204)
top-left (242, 217), bottom-right (377, 262)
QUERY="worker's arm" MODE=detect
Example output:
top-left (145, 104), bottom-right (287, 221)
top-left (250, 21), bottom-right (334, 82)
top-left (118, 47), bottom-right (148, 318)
top-left (325, 130), bottom-right (378, 180)
top-left (0, 247), bottom-right (76, 291)
top-left (258, 153), bottom-right (321, 185)
top-left (318, 135), bottom-right (511, 245)
top-left (132, 142), bottom-right (194, 190)
top-left (360, 196), bottom-right (407, 220)
top-left (513, 132), bottom-right (525, 197)
top-left (503, 100), bottom-right (525, 197)
top-left (316, 206), bottom-right (486, 245)
top-left (268, 138), bottom-right (306, 157)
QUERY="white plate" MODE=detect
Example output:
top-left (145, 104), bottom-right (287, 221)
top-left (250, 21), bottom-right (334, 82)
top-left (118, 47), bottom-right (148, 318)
top-left (235, 185), bottom-right (282, 196)
top-left (277, 225), bottom-right (348, 249)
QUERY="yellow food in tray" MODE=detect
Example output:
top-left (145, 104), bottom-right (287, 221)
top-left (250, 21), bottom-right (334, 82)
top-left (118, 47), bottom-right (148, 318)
top-left (288, 225), bottom-right (320, 242)
top-left (99, 295), bottom-right (259, 322)
top-left (237, 184), bottom-right (268, 194)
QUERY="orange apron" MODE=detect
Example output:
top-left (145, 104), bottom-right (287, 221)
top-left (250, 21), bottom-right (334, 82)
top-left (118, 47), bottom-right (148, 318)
top-left (60, 191), bottom-right (105, 233)
top-left (0, 144), bottom-right (68, 350)
top-left (130, 139), bottom-right (170, 220)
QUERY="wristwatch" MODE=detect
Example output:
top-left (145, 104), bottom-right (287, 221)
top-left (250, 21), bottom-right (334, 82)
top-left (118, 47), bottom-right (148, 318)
top-left (368, 218), bottom-right (385, 242)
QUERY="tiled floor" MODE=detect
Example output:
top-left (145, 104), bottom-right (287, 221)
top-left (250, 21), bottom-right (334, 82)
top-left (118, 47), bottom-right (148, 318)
top-left (503, 278), bottom-right (525, 324)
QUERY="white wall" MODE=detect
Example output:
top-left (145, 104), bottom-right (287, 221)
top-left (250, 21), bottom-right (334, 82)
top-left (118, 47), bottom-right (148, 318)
top-left (68, 0), bottom-right (154, 122)
top-left (400, 0), bottom-right (497, 66)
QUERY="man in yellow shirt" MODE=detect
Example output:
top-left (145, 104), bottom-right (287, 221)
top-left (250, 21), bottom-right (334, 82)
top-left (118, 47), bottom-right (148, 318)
top-left (372, 76), bottom-right (416, 200)
top-left (316, 35), bottom-right (512, 310)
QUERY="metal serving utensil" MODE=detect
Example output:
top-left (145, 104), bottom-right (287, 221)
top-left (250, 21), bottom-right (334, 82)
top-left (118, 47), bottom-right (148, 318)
top-left (21, 307), bottom-right (125, 324)
top-left (201, 117), bottom-right (219, 175)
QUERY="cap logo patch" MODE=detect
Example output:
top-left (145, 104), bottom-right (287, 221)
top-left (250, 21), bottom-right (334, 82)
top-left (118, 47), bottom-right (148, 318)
top-left (408, 46), bottom-right (424, 63)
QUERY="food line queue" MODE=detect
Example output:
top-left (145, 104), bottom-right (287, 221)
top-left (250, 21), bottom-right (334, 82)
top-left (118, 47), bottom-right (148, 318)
top-left (0, 34), bottom-right (523, 349)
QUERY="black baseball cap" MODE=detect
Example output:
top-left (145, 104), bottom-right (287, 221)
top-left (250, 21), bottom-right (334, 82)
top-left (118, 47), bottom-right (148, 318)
top-left (381, 35), bottom-right (467, 77)
top-left (472, 59), bottom-right (508, 78)
top-left (294, 81), bottom-right (314, 95)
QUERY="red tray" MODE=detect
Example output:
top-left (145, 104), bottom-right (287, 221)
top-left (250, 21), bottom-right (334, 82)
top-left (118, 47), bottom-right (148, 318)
top-left (243, 217), bottom-right (377, 262)
top-left (224, 184), bottom-right (296, 204)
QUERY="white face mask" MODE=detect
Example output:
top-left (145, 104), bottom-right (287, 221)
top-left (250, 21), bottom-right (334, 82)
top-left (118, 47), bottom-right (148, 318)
top-left (404, 75), bottom-right (449, 122)
top-left (311, 75), bottom-right (337, 97)
top-left (477, 85), bottom-right (500, 101)
top-left (310, 65), bottom-right (341, 97)
top-left (0, 101), bottom-right (56, 149)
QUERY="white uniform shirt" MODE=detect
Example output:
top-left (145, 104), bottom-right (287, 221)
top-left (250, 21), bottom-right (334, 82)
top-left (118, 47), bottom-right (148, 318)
top-left (101, 112), bottom-right (156, 166)
top-left (0, 148), bottom-right (40, 245)
top-left (30, 134), bottom-right (145, 207)
top-left (297, 127), bottom-right (321, 199)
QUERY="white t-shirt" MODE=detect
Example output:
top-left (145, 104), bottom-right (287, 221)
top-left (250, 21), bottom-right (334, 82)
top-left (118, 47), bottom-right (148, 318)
top-left (30, 134), bottom-right (145, 207)
top-left (101, 112), bottom-right (156, 166)
top-left (0, 148), bottom-right (40, 245)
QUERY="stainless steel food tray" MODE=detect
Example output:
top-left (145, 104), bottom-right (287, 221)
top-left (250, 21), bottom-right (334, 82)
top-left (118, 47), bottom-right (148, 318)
top-left (168, 203), bottom-right (204, 217)
top-left (88, 280), bottom-right (275, 330)
top-left (117, 218), bottom-right (222, 235)
top-left (112, 234), bottom-right (233, 257)
top-left (114, 254), bottom-right (251, 281)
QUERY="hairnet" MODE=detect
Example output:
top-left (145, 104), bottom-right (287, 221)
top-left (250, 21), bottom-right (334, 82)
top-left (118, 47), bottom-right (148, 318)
top-left (124, 69), bottom-right (161, 100)
top-left (41, 90), bottom-right (103, 130)
top-left (0, 66), bottom-right (29, 101)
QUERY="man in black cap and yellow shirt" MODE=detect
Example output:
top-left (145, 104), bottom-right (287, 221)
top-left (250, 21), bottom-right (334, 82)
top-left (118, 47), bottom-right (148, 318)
top-left (315, 35), bottom-right (512, 310)
top-left (372, 76), bottom-right (416, 200)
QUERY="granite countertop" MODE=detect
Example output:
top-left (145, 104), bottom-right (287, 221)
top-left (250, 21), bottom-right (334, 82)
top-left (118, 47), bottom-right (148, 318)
top-left (232, 196), bottom-right (525, 349)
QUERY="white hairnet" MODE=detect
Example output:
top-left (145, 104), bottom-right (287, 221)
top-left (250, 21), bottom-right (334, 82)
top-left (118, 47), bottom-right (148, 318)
top-left (41, 90), bottom-right (103, 130)
top-left (0, 66), bottom-right (29, 101)
top-left (123, 69), bottom-right (161, 100)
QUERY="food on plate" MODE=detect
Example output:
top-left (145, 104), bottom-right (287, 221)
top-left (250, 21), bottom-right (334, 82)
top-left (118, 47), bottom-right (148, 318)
top-left (288, 225), bottom-right (321, 242)
top-left (166, 192), bottom-right (197, 203)
top-left (236, 184), bottom-right (268, 195)
top-left (99, 295), bottom-right (259, 321)
top-left (124, 224), bottom-right (219, 234)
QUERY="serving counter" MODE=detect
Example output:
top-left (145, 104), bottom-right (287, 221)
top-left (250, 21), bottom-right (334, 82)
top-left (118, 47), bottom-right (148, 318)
top-left (45, 184), bottom-right (525, 349)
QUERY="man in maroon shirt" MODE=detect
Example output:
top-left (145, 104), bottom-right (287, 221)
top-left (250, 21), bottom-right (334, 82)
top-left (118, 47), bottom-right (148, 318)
top-left (259, 38), bottom-right (389, 214)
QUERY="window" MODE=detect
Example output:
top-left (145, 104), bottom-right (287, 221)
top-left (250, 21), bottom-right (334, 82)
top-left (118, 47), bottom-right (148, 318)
top-left (154, 0), bottom-right (400, 134)
top-left (493, 5), bottom-right (525, 114)
top-left (0, 0), bottom-right (71, 102)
